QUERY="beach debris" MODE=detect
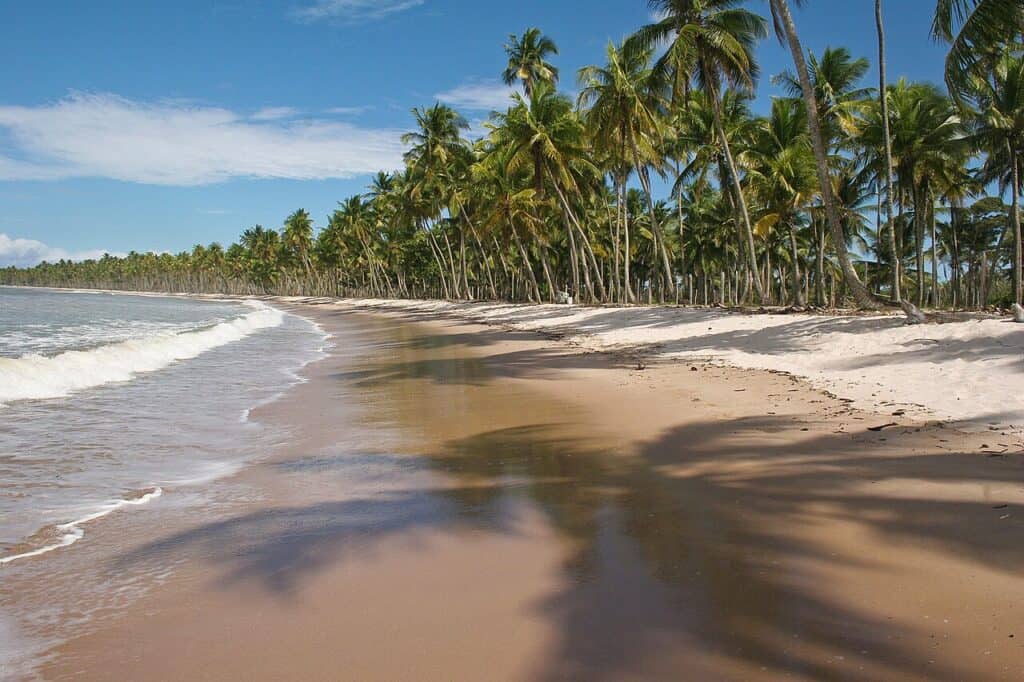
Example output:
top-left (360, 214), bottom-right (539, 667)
top-left (868, 422), bottom-right (899, 432)
top-left (635, 361), bottom-right (647, 371)
top-left (900, 300), bottom-right (928, 324)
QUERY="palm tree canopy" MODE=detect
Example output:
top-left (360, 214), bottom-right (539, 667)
top-left (932, 0), bottom-right (1024, 102)
top-left (502, 27), bottom-right (560, 96)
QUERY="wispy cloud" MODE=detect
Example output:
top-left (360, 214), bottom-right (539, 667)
top-left (434, 79), bottom-right (520, 112)
top-left (250, 106), bottom-right (300, 121)
top-left (327, 105), bottom-right (374, 116)
top-left (293, 0), bottom-right (424, 22)
top-left (0, 233), bottom-right (123, 267)
top-left (0, 92), bottom-right (405, 186)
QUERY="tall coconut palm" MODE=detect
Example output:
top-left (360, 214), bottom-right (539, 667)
top-left (630, 0), bottom-right (769, 302)
top-left (402, 103), bottom-right (472, 298)
top-left (579, 41), bottom-right (674, 296)
top-left (879, 80), bottom-right (964, 305)
top-left (282, 208), bottom-right (314, 279)
top-left (502, 28), bottom-right (559, 98)
top-left (967, 51), bottom-right (1024, 304)
top-left (767, 0), bottom-right (880, 309)
top-left (876, 0), bottom-right (902, 301)
top-left (490, 82), bottom-right (607, 301)
top-left (746, 97), bottom-right (818, 305)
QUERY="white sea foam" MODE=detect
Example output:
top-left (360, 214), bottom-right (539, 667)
top-left (0, 302), bottom-right (284, 404)
top-left (0, 488), bottom-right (163, 565)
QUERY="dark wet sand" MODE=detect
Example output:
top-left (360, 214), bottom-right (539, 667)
top-left (41, 303), bottom-right (1024, 680)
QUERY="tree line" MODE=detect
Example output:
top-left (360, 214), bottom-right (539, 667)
top-left (4, 0), bottom-right (1022, 312)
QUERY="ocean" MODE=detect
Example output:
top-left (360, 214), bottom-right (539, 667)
top-left (0, 287), bottom-right (327, 564)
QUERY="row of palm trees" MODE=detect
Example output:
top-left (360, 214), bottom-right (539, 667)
top-left (4, 0), bottom-right (1022, 311)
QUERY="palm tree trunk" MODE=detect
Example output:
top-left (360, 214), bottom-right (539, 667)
top-left (551, 182), bottom-right (607, 300)
top-left (876, 0), bottom-right (902, 302)
top-left (772, 0), bottom-right (879, 309)
top-left (441, 231), bottom-right (462, 299)
top-left (622, 183), bottom-right (636, 303)
top-left (566, 213), bottom-right (580, 299)
top-left (815, 218), bottom-right (826, 306)
top-left (468, 223), bottom-right (498, 300)
top-left (929, 193), bottom-right (939, 307)
top-left (913, 181), bottom-right (925, 306)
top-left (423, 224), bottom-right (451, 299)
top-left (706, 76), bottom-right (765, 302)
top-left (789, 223), bottom-right (805, 306)
top-left (628, 135), bottom-right (675, 297)
top-left (1012, 146), bottom-right (1022, 305)
top-left (511, 226), bottom-right (541, 302)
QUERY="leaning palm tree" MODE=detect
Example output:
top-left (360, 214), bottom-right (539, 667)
top-left (933, 0), bottom-right (1024, 104)
top-left (766, 0), bottom-right (881, 309)
top-left (630, 0), bottom-right (769, 302)
top-left (502, 28), bottom-right (559, 98)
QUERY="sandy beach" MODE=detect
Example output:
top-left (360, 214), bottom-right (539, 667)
top-left (17, 300), bottom-right (1024, 680)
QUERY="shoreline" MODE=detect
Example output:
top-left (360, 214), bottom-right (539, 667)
top-left (21, 298), bottom-right (1024, 680)
top-left (8, 285), bottom-right (1019, 434)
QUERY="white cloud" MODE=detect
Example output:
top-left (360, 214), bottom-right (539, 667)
top-left (293, 0), bottom-right (424, 22)
top-left (0, 92), bottom-right (406, 186)
top-left (0, 233), bottom-right (123, 267)
top-left (435, 79), bottom-right (520, 112)
top-left (250, 106), bottom-right (299, 121)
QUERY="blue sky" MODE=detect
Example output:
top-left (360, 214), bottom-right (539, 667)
top-left (0, 0), bottom-right (948, 266)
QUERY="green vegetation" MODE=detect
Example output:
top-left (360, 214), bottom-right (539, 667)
top-left (5, 1), bottom-right (1023, 310)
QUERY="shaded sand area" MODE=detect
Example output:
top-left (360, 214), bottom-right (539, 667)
top-left (33, 302), bottom-right (1024, 680)
top-left (324, 298), bottom-right (1024, 432)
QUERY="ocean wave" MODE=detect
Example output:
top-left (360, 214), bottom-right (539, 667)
top-left (0, 487), bottom-right (163, 565)
top-left (0, 302), bottom-right (284, 404)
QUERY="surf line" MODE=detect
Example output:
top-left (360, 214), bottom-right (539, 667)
top-left (0, 487), bottom-right (163, 565)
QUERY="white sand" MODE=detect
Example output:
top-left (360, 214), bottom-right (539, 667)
top-left (304, 298), bottom-right (1022, 433)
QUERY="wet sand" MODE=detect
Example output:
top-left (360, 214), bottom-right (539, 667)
top-left (38, 303), bottom-right (1024, 680)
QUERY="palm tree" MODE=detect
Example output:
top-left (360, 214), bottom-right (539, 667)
top-left (489, 82), bottom-right (607, 301)
top-left (402, 103), bottom-right (472, 299)
top-left (502, 28), bottom-right (559, 98)
top-left (966, 51), bottom-right (1024, 304)
top-left (630, 0), bottom-right (769, 302)
top-left (579, 41), bottom-right (674, 297)
top-left (774, 46), bottom-right (871, 146)
top-left (932, 0), bottom-right (1024, 103)
top-left (767, 0), bottom-right (880, 309)
top-left (282, 208), bottom-right (314, 280)
top-left (875, 0), bottom-right (902, 302)
top-left (746, 97), bottom-right (818, 305)
top-left (875, 80), bottom-right (964, 306)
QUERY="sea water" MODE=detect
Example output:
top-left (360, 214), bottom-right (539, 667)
top-left (0, 287), bottom-right (327, 563)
